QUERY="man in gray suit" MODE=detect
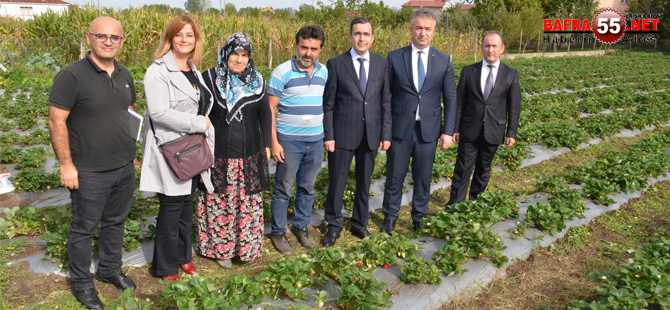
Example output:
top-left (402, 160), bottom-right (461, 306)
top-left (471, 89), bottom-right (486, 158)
top-left (322, 17), bottom-right (392, 247)
top-left (381, 8), bottom-right (457, 234)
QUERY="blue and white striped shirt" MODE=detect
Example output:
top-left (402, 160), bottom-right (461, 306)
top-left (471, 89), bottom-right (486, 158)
top-left (268, 58), bottom-right (328, 142)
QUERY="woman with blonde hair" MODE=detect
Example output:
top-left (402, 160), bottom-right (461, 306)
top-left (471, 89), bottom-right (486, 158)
top-left (139, 15), bottom-right (214, 281)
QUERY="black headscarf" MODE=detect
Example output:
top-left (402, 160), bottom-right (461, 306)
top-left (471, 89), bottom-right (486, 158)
top-left (206, 33), bottom-right (266, 124)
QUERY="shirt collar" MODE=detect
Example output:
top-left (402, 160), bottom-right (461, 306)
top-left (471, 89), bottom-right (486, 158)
top-left (85, 51), bottom-right (120, 74)
top-left (291, 56), bottom-right (322, 73)
top-left (482, 59), bottom-right (501, 69)
top-left (350, 48), bottom-right (370, 62)
top-left (411, 43), bottom-right (430, 54)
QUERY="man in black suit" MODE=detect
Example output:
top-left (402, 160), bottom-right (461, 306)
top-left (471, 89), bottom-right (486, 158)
top-left (322, 17), bottom-right (392, 247)
top-left (446, 31), bottom-right (521, 208)
top-left (380, 8), bottom-right (457, 234)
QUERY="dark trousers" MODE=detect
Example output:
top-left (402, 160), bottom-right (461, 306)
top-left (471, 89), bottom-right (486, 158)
top-left (382, 122), bottom-right (436, 224)
top-left (68, 161), bottom-right (135, 290)
top-left (447, 133), bottom-right (499, 205)
top-left (324, 132), bottom-right (377, 233)
top-left (151, 176), bottom-right (199, 276)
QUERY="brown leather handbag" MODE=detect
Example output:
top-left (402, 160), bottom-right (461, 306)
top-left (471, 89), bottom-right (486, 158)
top-left (149, 119), bottom-right (213, 181)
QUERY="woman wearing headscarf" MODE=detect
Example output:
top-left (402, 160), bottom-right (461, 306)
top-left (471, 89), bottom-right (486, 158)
top-left (197, 33), bottom-right (272, 269)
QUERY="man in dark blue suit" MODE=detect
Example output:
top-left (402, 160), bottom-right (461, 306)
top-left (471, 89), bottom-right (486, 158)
top-left (322, 17), bottom-right (392, 247)
top-left (381, 8), bottom-right (457, 234)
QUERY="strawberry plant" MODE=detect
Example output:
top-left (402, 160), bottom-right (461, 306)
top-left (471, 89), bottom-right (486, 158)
top-left (578, 113), bottom-right (625, 138)
top-left (512, 189), bottom-right (587, 238)
top-left (567, 237), bottom-right (670, 310)
top-left (535, 174), bottom-right (568, 193)
top-left (492, 140), bottom-right (529, 171)
top-left (17, 128), bottom-right (50, 146)
top-left (0, 146), bottom-right (21, 164)
top-left (40, 224), bottom-right (71, 269)
top-left (255, 257), bottom-right (318, 301)
top-left (422, 193), bottom-right (512, 275)
top-left (161, 276), bottom-right (231, 310)
top-left (105, 288), bottom-right (153, 310)
top-left (336, 268), bottom-right (394, 310)
top-left (15, 146), bottom-right (46, 169)
top-left (304, 247), bottom-right (359, 278)
top-left (0, 132), bottom-right (20, 146)
top-left (540, 121), bottom-right (590, 150)
top-left (122, 218), bottom-right (153, 251)
top-left (354, 233), bottom-right (400, 269)
top-left (218, 275), bottom-right (267, 309)
top-left (12, 167), bottom-right (60, 192)
top-left (0, 206), bottom-right (46, 238)
top-left (398, 256), bottom-right (442, 284)
top-left (14, 114), bottom-right (37, 131)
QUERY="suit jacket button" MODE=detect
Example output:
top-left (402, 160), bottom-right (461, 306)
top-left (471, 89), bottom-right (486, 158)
top-left (362, 118), bottom-right (365, 121)
top-left (413, 111), bottom-right (416, 114)
top-left (364, 102), bottom-right (368, 105)
top-left (418, 95), bottom-right (422, 99)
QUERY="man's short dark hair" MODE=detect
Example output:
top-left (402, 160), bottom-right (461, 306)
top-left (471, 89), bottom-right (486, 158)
top-left (482, 31), bottom-right (504, 46)
top-left (295, 25), bottom-right (325, 48)
top-left (350, 17), bottom-right (373, 34)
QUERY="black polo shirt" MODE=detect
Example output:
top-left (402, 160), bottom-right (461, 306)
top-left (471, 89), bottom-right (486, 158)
top-left (49, 52), bottom-right (137, 172)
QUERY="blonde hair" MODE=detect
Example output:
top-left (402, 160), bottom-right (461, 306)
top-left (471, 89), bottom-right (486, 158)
top-left (153, 15), bottom-right (203, 67)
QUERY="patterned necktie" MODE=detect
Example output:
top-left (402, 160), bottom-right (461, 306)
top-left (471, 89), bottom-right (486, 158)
top-left (358, 57), bottom-right (367, 95)
top-left (483, 64), bottom-right (494, 101)
top-left (417, 51), bottom-right (425, 92)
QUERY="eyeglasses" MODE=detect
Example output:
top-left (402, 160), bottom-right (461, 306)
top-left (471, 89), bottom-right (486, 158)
top-left (89, 33), bottom-right (124, 44)
top-left (352, 31), bottom-right (372, 38)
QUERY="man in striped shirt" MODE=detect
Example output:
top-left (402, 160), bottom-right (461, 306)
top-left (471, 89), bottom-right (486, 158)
top-left (268, 25), bottom-right (328, 255)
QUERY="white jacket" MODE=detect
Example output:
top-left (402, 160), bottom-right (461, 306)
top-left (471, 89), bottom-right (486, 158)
top-left (139, 50), bottom-right (215, 195)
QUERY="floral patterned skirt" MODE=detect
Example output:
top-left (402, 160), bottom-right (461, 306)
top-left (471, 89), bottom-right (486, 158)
top-left (195, 158), bottom-right (264, 261)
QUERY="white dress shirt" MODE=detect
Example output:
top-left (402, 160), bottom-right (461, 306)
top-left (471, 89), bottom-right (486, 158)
top-left (350, 48), bottom-right (370, 82)
top-left (480, 59), bottom-right (500, 95)
top-left (411, 43), bottom-right (429, 121)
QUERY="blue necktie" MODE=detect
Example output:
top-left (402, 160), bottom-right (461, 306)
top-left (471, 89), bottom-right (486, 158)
top-left (417, 51), bottom-right (425, 92)
top-left (358, 57), bottom-right (367, 95)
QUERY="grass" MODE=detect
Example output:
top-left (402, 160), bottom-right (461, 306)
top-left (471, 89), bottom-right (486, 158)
top-left (441, 179), bottom-right (670, 310)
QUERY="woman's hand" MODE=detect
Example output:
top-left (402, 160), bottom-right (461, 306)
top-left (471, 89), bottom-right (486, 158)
top-left (205, 117), bottom-right (211, 130)
top-left (266, 147), bottom-right (271, 161)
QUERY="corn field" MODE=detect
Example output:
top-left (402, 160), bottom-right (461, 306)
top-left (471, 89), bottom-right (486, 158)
top-left (0, 6), bottom-right (491, 70)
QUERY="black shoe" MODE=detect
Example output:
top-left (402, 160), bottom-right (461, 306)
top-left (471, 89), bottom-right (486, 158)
top-left (350, 227), bottom-right (372, 239)
top-left (95, 271), bottom-right (136, 292)
top-left (321, 230), bottom-right (341, 247)
top-left (444, 204), bottom-right (455, 213)
top-left (380, 218), bottom-right (396, 234)
top-left (413, 221), bottom-right (424, 232)
top-left (71, 287), bottom-right (103, 309)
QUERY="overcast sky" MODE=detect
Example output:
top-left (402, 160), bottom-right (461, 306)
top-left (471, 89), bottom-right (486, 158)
top-left (71, 0), bottom-right (463, 12)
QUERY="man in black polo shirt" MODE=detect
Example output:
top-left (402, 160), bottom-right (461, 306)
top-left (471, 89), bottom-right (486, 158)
top-left (49, 16), bottom-right (137, 309)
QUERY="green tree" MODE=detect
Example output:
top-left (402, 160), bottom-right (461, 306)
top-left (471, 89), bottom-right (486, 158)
top-left (518, 5), bottom-right (545, 52)
top-left (628, 0), bottom-right (669, 48)
top-left (239, 7), bottom-right (261, 17)
top-left (442, 4), bottom-right (480, 33)
top-left (539, 0), bottom-right (599, 19)
top-left (184, 0), bottom-right (211, 14)
top-left (224, 3), bottom-right (237, 16)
